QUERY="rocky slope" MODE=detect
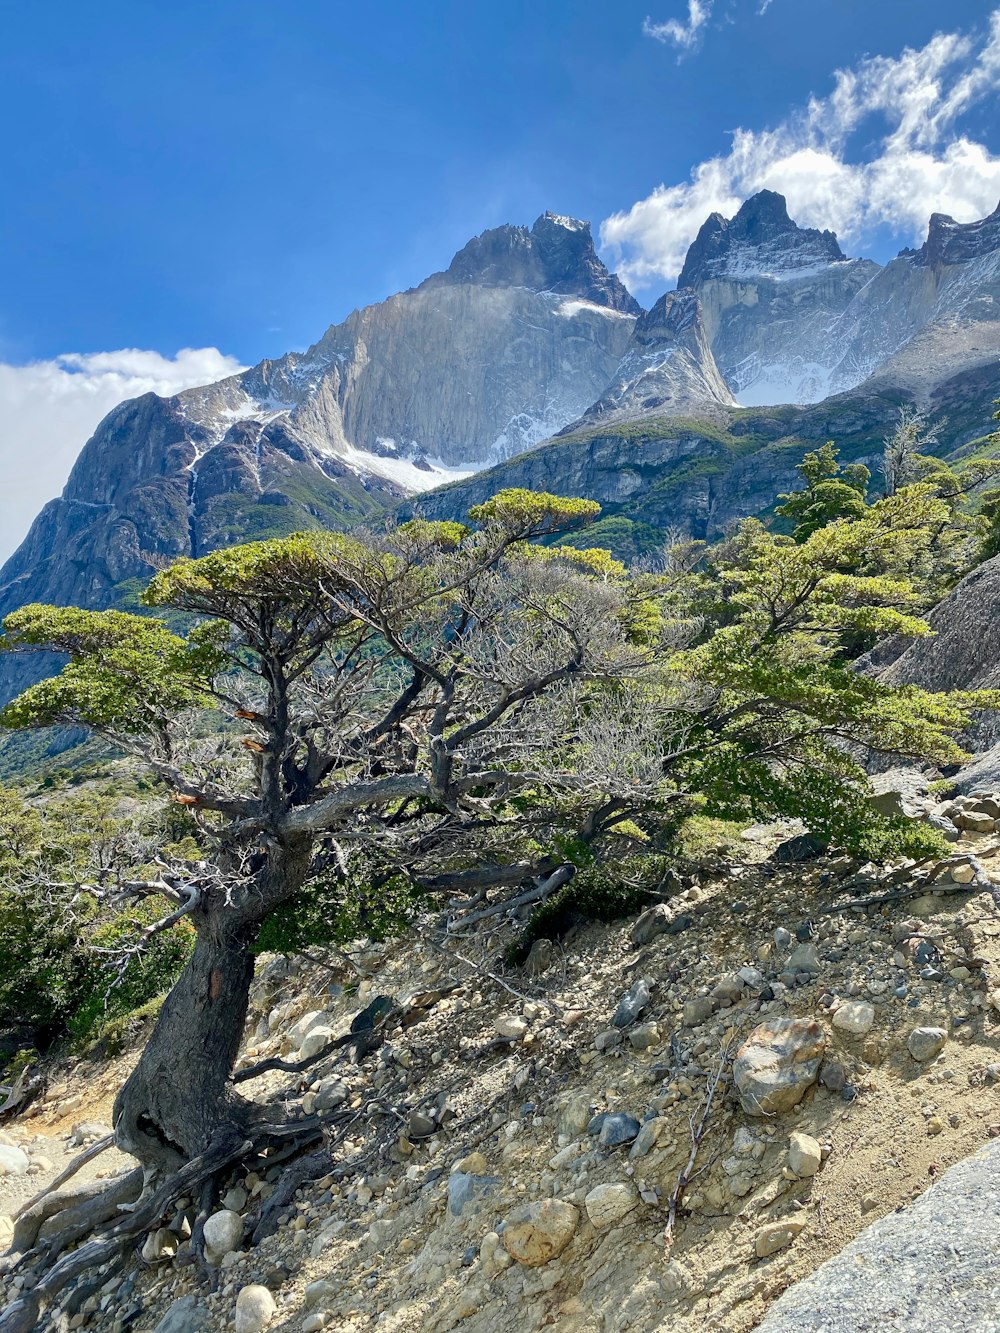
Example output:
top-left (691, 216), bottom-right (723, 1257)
top-left (411, 362), bottom-right (1000, 549)
top-left (677, 192), bottom-right (1000, 407)
top-left (6, 797), bottom-right (1000, 1332)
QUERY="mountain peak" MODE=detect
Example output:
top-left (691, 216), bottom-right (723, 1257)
top-left (678, 191), bottom-right (846, 289)
top-left (421, 215), bottom-right (641, 314)
top-left (915, 200), bottom-right (1000, 267)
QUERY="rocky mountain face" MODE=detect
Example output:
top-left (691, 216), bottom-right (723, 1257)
top-left (567, 290), bottom-right (735, 431)
top-left (678, 191), bottom-right (1000, 407)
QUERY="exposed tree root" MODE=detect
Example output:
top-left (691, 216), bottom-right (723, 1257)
top-left (13, 1134), bottom-right (114, 1222)
top-left (0, 1129), bottom-right (249, 1333)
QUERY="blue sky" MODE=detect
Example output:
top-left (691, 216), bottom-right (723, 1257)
top-left (1, 0), bottom-right (999, 556)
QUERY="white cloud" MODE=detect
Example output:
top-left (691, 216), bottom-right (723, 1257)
top-left (0, 347), bottom-right (246, 565)
top-left (605, 10), bottom-right (1000, 287)
top-left (643, 2), bottom-right (712, 54)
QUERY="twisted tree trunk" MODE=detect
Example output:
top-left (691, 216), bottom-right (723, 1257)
top-left (113, 837), bottom-right (312, 1170)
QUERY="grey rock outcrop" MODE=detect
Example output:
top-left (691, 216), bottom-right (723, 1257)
top-left (754, 1137), bottom-right (1000, 1332)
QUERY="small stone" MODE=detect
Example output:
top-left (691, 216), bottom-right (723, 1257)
top-left (598, 1113), bottom-right (641, 1148)
top-left (448, 1171), bottom-right (501, 1217)
top-left (495, 1014), bottom-right (528, 1041)
top-left (613, 977), bottom-right (651, 1028)
top-left (584, 1182), bottom-right (639, 1230)
top-left (682, 998), bottom-right (714, 1027)
top-left (773, 928), bottom-right (792, 950)
top-left (950, 863), bottom-right (977, 884)
top-left (926, 1116), bottom-right (945, 1136)
top-left (786, 943), bottom-right (821, 975)
top-left (524, 938), bottom-right (555, 976)
top-left (0, 1145), bottom-right (29, 1177)
top-left (407, 1111), bottom-right (436, 1138)
top-left (234, 1284), bottom-right (276, 1333)
top-left (152, 1296), bottom-right (210, 1333)
top-left (303, 1280), bottom-right (337, 1311)
top-left (906, 1026), bottom-right (947, 1062)
top-left (312, 1078), bottom-right (349, 1112)
top-left (787, 1132), bottom-right (822, 1177)
top-left (202, 1210), bottom-right (243, 1265)
top-left (594, 1029), bottom-right (623, 1052)
top-left (222, 1187), bottom-right (248, 1213)
top-left (501, 1200), bottom-right (579, 1266)
top-left (454, 1151), bottom-right (488, 1175)
top-left (557, 1095), bottom-right (592, 1139)
top-left (755, 1218), bottom-right (807, 1257)
top-left (832, 1001), bottom-right (875, 1038)
top-left (298, 1025), bottom-right (336, 1060)
top-left (302, 1317), bottom-right (327, 1333)
top-left (819, 1061), bottom-right (846, 1093)
top-left (630, 905), bottom-right (672, 946)
top-left (628, 1022), bottom-right (660, 1051)
top-left (629, 1118), bottom-right (668, 1160)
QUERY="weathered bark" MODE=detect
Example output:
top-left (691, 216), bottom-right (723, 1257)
top-left (113, 838), bottom-right (313, 1170)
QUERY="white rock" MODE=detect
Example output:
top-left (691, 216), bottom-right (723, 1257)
top-left (0, 1145), bottom-right (29, 1177)
top-left (234, 1284), bottom-right (276, 1333)
top-left (286, 1010), bottom-right (328, 1047)
top-left (788, 1131), bottom-right (822, 1177)
top-left (494, 1014), bottom-right (528, 1041)
top-left (831, 1000), bottom-right (875, 1038)
top-left (298, 1025), bottom-right (336, 1060)
top-left (584, 1182), bottom-right (638, 1230)
top-left (202, 1209), bottom-right (243, 1265)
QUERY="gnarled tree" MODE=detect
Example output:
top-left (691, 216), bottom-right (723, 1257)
top-left (0, 490), bottom-right (671, 1175)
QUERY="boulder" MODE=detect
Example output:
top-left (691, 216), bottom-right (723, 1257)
top-left (202, 1209), bottom-right (243, 1265)
top-left (234, 1285), bottom-right (276, 1333)
top-left (734, 1018), bottom-right (827, 1115)
top-left (501, 1200), bottom-right (579, 1266)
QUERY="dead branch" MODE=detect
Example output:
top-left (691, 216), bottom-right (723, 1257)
top-left (664, 1033), bottom-right (740, 1243)
top-left (447, 863), bottom-right (575, 932)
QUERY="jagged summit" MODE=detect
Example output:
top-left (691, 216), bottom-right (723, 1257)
top-left (677, 190), bottom-right (847, 289)
top-left (915, 199), bottom-right (1000, 267)
top-left (421, 212), bottom-right (641, 313)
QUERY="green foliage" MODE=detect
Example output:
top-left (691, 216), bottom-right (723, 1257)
top-left (467, 488), bottom-right (600, 535)
top-left (0, 606), bottom-right (221, 736)
top-left (0, 782), bottom-right (196, 1050)
top-left (507, 863), bottom-right (654, 963)
top-left (776, 443), bottom-right (870, 540)
top-left (255, 871), bottom-right (423, 954)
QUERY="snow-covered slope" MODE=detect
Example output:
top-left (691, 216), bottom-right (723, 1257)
top-left (561, 290), bottom-right (735, 432)
top-left (677, 192), bottom-right (881, 405)
top-left (676, 191), bottom-right (1000, 408)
